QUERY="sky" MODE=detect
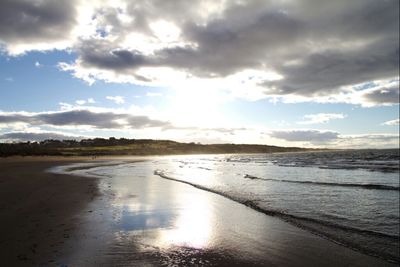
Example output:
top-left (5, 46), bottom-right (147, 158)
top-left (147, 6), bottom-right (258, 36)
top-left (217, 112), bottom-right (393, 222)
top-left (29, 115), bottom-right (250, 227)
top-left (0, 0), bottom-right (399, 148)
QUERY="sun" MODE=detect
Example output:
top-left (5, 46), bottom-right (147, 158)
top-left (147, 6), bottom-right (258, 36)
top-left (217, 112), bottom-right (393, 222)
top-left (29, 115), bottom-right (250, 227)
top-left (166, 86), bottom-right (227, 127)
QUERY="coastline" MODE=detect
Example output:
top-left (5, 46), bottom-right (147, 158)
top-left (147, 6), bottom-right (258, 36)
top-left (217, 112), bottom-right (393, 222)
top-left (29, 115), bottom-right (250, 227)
top-left (0, 157), bottom-right (396, 266)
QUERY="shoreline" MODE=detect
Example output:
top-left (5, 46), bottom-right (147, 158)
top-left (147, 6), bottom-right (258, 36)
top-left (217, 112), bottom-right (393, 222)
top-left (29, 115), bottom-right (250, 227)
top-left (0, 157), bottom-right (397, 266)
top-left (153, 170), bottom-right (399, 263)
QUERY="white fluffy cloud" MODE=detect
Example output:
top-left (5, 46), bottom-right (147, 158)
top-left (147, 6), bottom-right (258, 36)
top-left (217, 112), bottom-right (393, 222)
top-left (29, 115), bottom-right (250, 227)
top-left (146, 92), bottom-right (162, 97)
top-left (106, 96), bottom-right (125, 104)
top-left (382, 119), bottom-right (400, 126)
top-left (298, 113), bottom-right (346, 125)
top-left (75, 98), bottom-right (96, 105)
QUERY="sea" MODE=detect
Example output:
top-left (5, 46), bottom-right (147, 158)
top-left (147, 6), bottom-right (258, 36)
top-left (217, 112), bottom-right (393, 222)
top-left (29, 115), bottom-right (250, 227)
top-left (54, 149), bottom-right (400, 263)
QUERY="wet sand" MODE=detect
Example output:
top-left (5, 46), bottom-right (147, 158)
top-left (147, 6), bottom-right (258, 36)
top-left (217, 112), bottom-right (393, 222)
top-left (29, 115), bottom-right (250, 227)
top-left (0, 157), bottom-right (99, 266)
top-left (0, 157), bottom-right (396, 266)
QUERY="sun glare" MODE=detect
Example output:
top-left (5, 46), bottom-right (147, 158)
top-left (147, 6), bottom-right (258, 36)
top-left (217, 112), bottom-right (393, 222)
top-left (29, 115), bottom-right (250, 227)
top-left (149, 20), bottom-right (181, 43)
top-left (167, 87), bottom-right (227, 127)
top-left (159, 193), bottom-right (213, 248)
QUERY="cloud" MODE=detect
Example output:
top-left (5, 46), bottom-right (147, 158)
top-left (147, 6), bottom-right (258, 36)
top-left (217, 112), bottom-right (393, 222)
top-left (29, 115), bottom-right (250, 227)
top-left (0, 106), bottom-right (257, 145)
top-left (0, 131), bottom-right (84, 142)
top-left (162, 124), bottom-right (248, 135)
top-left (262, 38), bottom-right (398, 97)
top-left (106, 96), bottom-right (125, 104)
top-left (75, 98), bottom-right (96, 105)
top-left (0, 109), bottom-right (172, 130)
top-left (0, 0), bottom-right (79, 55)
top-left (359, 81), bottom-right (400, 106)
top-left (382, 119), bottom-right (400, 126)
top-left (270, 129), bottom-right (339, 143)
top-left (1, 0), bottom-right (398, 106)
top-left (56, 0), bottom-right (398, 106)
top-left (298, 113), bottom-right (346, 125)
top-left (269, 129), bottom-right (399, 148)
top-left (335, 133), bottom-right (399, 149)
top-left (146, 92), bottom-right (162, 97)
top-left (59, 102), bottom-right (74, 110)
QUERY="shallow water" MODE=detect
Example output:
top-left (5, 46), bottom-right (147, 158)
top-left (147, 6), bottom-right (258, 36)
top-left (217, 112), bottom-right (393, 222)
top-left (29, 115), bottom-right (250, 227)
top-left (53, 149), bottom-right (400, 263)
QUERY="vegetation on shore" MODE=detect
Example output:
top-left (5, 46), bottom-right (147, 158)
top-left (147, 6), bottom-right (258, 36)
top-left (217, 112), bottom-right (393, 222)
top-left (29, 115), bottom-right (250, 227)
top-left (0, 137), bottom-right (312, 157)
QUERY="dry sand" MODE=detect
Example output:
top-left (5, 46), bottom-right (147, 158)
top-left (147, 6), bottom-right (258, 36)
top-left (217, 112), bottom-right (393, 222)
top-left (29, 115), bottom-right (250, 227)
top-left (0, 157), bottom-right (396, 266)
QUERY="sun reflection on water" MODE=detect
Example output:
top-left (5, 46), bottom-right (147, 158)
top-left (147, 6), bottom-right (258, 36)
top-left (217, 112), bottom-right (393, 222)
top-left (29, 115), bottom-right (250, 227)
top-left (99, 159), bottom-right (216, 250)
top-left (158, 192), bottom-right (213, 249)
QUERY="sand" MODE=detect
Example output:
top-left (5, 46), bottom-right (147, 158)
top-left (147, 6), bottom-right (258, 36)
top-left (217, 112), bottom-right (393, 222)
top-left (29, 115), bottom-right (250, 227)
top-left (0, 157), bottom-right (98, 266)
top-left (0, 157), bottom-right (396, 266)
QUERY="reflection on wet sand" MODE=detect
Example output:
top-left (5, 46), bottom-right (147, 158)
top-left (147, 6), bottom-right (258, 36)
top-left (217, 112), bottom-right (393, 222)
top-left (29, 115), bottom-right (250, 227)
top-left (56, 159), bottom-right (397, 266)
top-left (159, 193), bottom-right (213, 248)
top-left (108, 161), bottom-right (214, 250)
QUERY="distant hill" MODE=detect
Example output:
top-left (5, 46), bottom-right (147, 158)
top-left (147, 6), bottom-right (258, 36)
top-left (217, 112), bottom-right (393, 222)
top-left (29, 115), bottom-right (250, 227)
top-left (0, 137), bottom-right (313, 157)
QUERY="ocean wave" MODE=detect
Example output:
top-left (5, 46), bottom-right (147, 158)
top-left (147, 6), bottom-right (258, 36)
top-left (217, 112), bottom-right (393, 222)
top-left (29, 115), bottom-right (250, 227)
top-left (52, 160), bottom-right (146, 173)
top-left (225, 149), bottom-right (400, 173)
top-left (154, 169), bottom-right (399, 263)
top-left (243, 174), bottom-right (400, 191)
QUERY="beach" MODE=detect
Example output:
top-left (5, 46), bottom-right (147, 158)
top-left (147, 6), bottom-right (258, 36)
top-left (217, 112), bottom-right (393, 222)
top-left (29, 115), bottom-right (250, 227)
top-left (0, 156), bottom-right (397, 266)
top-left (0, 157), bottom-right (99, 266)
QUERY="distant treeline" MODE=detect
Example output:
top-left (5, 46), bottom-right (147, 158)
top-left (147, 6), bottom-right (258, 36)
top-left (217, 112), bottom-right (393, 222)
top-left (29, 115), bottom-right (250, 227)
top-left (0, 137), bottom-right (311, 157)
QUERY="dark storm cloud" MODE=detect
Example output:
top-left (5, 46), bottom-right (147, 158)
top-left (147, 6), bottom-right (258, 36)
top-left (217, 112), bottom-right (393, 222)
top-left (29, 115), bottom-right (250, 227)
top-left (78, 39), bottom-right (149, 71)
top-left (78, 1), bottom-right (305, 77)
top-left (0, 0), bottom-right (77, 45)
top-left (285, 0), bottom-right (398, 41)
top-left (0, 110), bottom-right (172, 129)
top-left (67, 0), bottom-right (399, 100)
top-left (361, 83), bottom-right (400, 105)
top-left (270, 130), bottom-right (339, 142)
top-left (164, 7), bottom-right (303, 76)
top-left (1, 0), bottom-right (398, 102)
top-left (180, 0), bottom-right (399, 85)
top-left (262, 39), bottom-right (399, 96)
